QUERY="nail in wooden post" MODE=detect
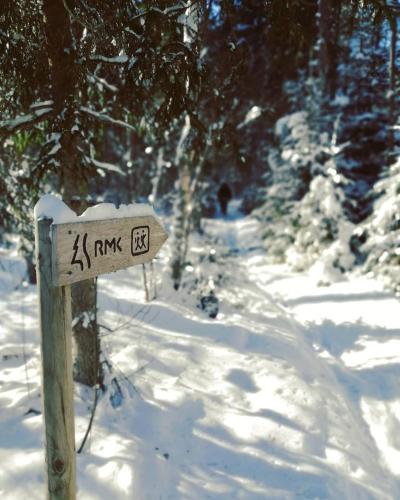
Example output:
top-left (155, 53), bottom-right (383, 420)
top-left (36, 217), bottom-right (76, 499)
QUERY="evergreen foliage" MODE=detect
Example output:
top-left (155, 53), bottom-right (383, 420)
top-left (254, 0), bottom-right (400, 289)
top-left (363, 158), bottom-right (400, 293)
top-left (1, 0), bottom-right (400, 295)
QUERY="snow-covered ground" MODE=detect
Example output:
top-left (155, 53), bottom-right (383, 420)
top-left (1, 203), bottom-right (400, 499)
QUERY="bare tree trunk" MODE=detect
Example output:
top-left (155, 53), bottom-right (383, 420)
top-left (171, 5), bottom-right (202, 289)
top-left (388, 13), bottom-right (397, 157)
top-left (389, 15), bottom-right (397, 113)
top-left (171, 159), bottom-right (192, 290)
top-left (63, 173), bottom-right (102, 387)
top-left (43, 0), bottom-right (102, 387)
top-left (319, 0), bottom-right (341, 100)
top-left (150, 147), bottom-right (166, 205)
top-left (343, 1), bottom-right (359, 95)
top-left (150, 260), bottom-right (157, 299)
top-left (171, 143), bottom-right (209, 289)
top-left (142, 264), bottom-right (150, 302)
top-left (71, 277), bottom-right (101, 387)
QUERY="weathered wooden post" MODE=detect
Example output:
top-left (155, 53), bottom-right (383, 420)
top-left (35, 197), bottom-right (168, 499)
top-left (36, 217), bottom-right (76, 499)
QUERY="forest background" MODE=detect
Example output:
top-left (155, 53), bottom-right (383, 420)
top-left (1, 0), bottom-right (400, 387)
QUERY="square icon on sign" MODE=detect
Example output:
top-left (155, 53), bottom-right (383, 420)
top-left (131, 226), bottom-right (150, 256)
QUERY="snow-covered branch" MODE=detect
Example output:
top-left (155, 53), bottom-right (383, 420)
top-left (0, 107), bottom-right (53, 134)
top-left (87, 74), bottom-right (118, 93)
top-left (80, 106), bottom-right (135, 131)
top-left (175, 114), bottom-right (191, 165)
top-left (89, 54), bottom-right (128, 64)
top-left (128, 3), bottom-right (188, 23)
top-left (84, 156), bottom-right (126, 176)
top-left (237, 106), bottom-right (262, 129)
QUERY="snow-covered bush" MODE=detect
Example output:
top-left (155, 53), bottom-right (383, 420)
top-left (287, 167), bottom-right (355, 283)
top-left (256, 111), bottom-right (323, 261)
top-left (257, 106), bottom-right (356, 283)
top-left (362, 158), bottom-right (400, 293)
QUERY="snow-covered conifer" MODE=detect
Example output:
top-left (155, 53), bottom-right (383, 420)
top-left (362, 158), bottom-right (400, 293)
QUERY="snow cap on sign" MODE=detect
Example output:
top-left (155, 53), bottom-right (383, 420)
top-left (34, 194), bottom-right (77, 223)
top-left (80, 202), bottom-right (154, 221)
top-left (34, 193), bottom-right (156, 224)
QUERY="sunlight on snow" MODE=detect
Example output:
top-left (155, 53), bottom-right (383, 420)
top-left (341, 339), bottom-right (400, 369)
top-left (221, 411), bottom-right (304, 450)
top-left (324, 447), bottom-right (347, 470)
top-left (9, 450), bottom-right (41, 469)
top-left (362, 399), bottom-right (400, 475)
top-left (91, 434), bottom-right (130, 459)
top-left (2, 207), bottom-right (400, 498)
top-left (92, 462), bottom-right (132, 494)
top-left (2, 385), bottom-right (30, 408)
top-left (153, 383), bottom-right (184, 404)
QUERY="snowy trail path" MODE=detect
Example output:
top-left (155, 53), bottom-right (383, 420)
top-left (1, 207), bottom-right (400, 499)
top-left (200, 206), bottom-right (400, 499)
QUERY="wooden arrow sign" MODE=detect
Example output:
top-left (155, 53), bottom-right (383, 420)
top-left (35, 197), bottom-right (168, 499)
top-left (51, 215), bottom-right (168, 286)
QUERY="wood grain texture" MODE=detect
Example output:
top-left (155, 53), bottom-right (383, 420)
top-left (51, 215), bottom-right (168, 286)
top-left (36, 218), bottom-right (76, 500)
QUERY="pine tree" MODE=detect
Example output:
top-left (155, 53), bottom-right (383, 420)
top-left (0, 0), bottom-right (203, 386)
top-left (362, 158), bottom-right (400, 293)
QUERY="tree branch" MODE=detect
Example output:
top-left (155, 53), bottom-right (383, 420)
top-left (0, 108), bottom-right (53, 135)
top-left (80, 106), bottom-right (135, 131)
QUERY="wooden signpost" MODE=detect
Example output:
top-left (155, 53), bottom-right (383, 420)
top-left (35, 212), bottom-right (167, 499)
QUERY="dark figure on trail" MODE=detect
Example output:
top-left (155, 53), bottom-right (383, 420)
top-left (217, 182), bottom-right (232, 216)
